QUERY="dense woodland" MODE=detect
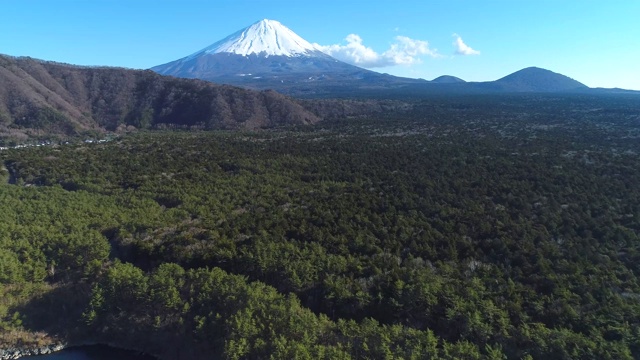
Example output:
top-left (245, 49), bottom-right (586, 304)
top-left (1, 94), bottom-right (640, 359)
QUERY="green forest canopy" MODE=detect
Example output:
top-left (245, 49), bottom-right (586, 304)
top-left (1, 94), bottom-right (640, 359)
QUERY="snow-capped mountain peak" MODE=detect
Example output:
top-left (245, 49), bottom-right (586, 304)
top-left (189, 19), bottom-right (317, 58)
top-left (151, 19), bottom-right (411, 93)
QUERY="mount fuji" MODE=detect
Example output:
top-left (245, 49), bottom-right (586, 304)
top-left (151, 19), bottom-right (425, 95)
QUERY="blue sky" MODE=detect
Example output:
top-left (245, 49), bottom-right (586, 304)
top-left (2, 0), bottom-right (639, 90)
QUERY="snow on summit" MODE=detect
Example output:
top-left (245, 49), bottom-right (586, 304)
top-left (190, 19), bottom-right (317, 57)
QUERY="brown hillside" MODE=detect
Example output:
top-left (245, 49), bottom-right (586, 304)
top-left (0, 55), bottom-right (320, 139)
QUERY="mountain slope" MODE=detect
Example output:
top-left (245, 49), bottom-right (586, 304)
top-left (431, 75), bottom-right (466, 84)
top-left (0, 54), bottom-right (320, 139)
top-left (491, 67), bottom-right (588, 92)
top-left (151, 19), bottom-right (426, 95)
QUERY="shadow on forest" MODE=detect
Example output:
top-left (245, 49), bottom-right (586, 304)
top-left (13, 282), bottom-right (92, 342)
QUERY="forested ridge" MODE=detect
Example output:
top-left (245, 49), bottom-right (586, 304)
top-left (0, 54), bottom-right (321, 142)
top-left (0, 54), bottom-right (412, 145)
top-left (1, 94), bottom-right (640, 359)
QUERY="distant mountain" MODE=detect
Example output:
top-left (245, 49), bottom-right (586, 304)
top-left (352, 67), bottom-right (601, 99)
top-left (0, 54), bottom-right (321, 139)
top-left (151, 20), bottom-right (624, 97)
top-left (151, 19), bottom-right (425, 95)
top-left (431, 75), bottom-right (466, 84)
top-left (491, 67), bottom-right (587, 92)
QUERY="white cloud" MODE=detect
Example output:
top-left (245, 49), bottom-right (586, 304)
top-left (314, 34), bottom-right (439, 68)
top-left (453, 34), bottom-right (480, 55)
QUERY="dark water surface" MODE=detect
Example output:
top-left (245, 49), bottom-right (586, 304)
top-left (23, 345), bottom-right (156, 360)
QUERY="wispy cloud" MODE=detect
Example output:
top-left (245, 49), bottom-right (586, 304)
top-left (452, 34), bottom-right (480, 55)
top-left (314, 34), bottom-right (439, 68)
